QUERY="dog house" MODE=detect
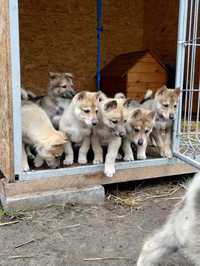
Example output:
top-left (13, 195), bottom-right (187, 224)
top-left (100, 50), bottom-right (168, 100)
top-left (0, 0), bottom-right (199, 209)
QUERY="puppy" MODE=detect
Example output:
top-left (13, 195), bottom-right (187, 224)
top-left (114, 92), bottom-right (126, 100)
top-left (141, 85), bottom-right (180, 158)
top-left (137, 172), bottom-right (200, 266)
top-left (92, 98), bottom-right (129, 177)
top-left (21, 101), bottom-right (67, 171)
top-left (38, 72), bottom-right (76, 129)
top-left (123, 107), bottom-right (156, 160)
top-left (59, 91), bottom-right (104, 165)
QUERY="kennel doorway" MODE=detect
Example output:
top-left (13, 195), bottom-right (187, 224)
top-left (0, 0), bottom-right (197, 199)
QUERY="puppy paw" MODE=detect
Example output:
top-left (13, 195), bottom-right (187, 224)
top-left (124, 154), bottom-right (134, 161)
top-left (78, 156), bottom-right (87, 165)
top-left (104, 164), bottom-right (115, 178)
top-left (34, 156), bottom-right (44, 168)
top-left (164, 150), bottom-right (172, 159)
top-left (137, 153), bottom-right (146, 160)
top-left (116, 153), bottom-right (123, 160)
top-left (63, 156), bottom-right (73, 165)
top-left (93, 157), bottom-right (103, 164)
top-left (22, 164), bottom-right (30, 172)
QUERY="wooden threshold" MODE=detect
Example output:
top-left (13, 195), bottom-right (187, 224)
top-left (1, 161), bottom-right (197, 199)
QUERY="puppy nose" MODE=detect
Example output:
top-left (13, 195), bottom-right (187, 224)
top-left (92, 119), bottom-right (98, 126)
top-left (119, 131), bottom-right (125, 137)
top-left (138, 139), bottom-right (143, 146)
top-left (169, 113), bottom-right (174, 120)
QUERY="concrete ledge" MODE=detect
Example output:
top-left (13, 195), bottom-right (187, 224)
top-left (1, 185), bottom-right (105, 211)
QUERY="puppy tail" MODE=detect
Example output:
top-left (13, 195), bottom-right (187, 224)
top-left (140, 89), bottom-right (153, 104)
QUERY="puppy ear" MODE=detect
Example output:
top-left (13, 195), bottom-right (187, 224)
top-left (155, 85), bottom-right (167, 97)
top-left (64, 73), bottom-right (73, 79)
top-left (174, 87), bottom-right (181, 97)
top-left (75, 91), bottom-right (86, 101)
top-left (132, 109), bottom-right (142, 120)
top-left (104, 100), bottom-right (117, 111)
top-left (114, 92), bottom-right (126, 100)
top-left (147, 110), bottom-right (156, 121)
top-left (96, 91), bottom-right (107, 102)
top-left (49, 72), bottom-right (60, 80)
top-left (123, 98), bottom-right (135, 108)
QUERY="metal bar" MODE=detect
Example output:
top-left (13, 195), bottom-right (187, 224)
top-left (8, 0), bottom-right (22, 177)
top-left (96, 0), bottom-right (103, 90)
top-left (173, 0), bottom-right (189, 152)
top-left (174, 152), bottom-right (200, 169)
top-left (19, 158), bottom-right (177, 181)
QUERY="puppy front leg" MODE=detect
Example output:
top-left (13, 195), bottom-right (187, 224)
top-left (78, 136), bottom-right (90, 164)
top-left (104, 137), bottom-right (121, 177)
top-left (91, 134), bottom-right (103, 164)
top-left (63, 142), bottom-right (74, 165)
top-left (22, 143), bottom-right (30, 171)
top-left (137, 141), bottom-right (147, 160)
top-left (34, 154), bottom-right (44, 168)
top-left (163, 128), bottom-right (172, 159)
top-left (151, 129), bottom-right (165, 157)
top-left (122, 137), bottom-right (134, 161)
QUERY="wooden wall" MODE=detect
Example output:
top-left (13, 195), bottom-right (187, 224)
top-left (19, 0), bottom-right (144, 95)
top-left (0, 0), bottom-right (14, 181)
top-left (143, 0), bottom-right (179, 65)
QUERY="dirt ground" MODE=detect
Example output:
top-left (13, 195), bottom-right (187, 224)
top-left (0, 176), bottom-right (195, 266)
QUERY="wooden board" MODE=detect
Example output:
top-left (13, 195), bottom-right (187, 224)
top-left (0, 1), bottom-right (14, 182)
top-left (2, 162), bottom-right (197, 198)
top-left (127, 72), bottom-right (167, 83)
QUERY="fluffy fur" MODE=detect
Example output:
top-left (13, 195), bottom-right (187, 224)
top-left (22, 101), bottom-right (67, 171)
top-left (137, 172), bottom-right (200, 266)
top-left (141, 85), bottom-right (180, 158)
top-left (38, 72), bottom-right (76, 129)
top-left (92, 98), bottom-right (129, 177)
top-left (59, 91), bottom-right (105, 165)
top-left (123, 108), bottom-right (156, 160)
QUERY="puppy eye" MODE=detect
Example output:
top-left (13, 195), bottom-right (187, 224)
top-left (111, 120), bottom-right (118, 124)
top-left (174, 104), bottom-right (177, 108)
top-left (134, 128), bottom-right (140, 133)
top-left (163, 104), bottom-right (169, 108)
top-left (145, 129), bottom-right (150, 134)
top-left (83, 109), bottom-right (90, 113)
top-left (124, 120), bottom-right (127, 123)
top-left (96, 109), bottom-right (98, 114)
top-left (62, 85), bottom-right (67, 89)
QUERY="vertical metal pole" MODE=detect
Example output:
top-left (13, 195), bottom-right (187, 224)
top-left (96, 0), bottom-right (103, 90)
top-left (173, 0), bottom-right (188, 153)
top-left (9, 0), bottom-right (22, 176)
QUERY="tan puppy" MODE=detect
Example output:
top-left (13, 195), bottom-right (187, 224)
top-left (123, 108), bottom-right (156, 160)
top-left (141, 85), bottom-right (180, 158)
top-left (137, 172), bottom-right (200, 266)
top-left (59, 91), bottom-right (104, 165)
top-left (22, 101), bottom-right (67, 171)
top-left (92, 98), bottom-right (129, 177)
top-left (38, 72), bottom-right (76, 129)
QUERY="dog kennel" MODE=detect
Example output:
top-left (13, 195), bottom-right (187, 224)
top-left (0, 0), bottom-right (199, 208)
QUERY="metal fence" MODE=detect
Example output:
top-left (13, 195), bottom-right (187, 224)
top-left (174, 0), bottom-right (200, 168)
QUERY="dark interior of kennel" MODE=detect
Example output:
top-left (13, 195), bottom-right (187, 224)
top-left (19, 0), bottom-right (179, 96)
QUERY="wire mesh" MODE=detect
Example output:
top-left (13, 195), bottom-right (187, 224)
top-left (178, 0), bottom-right (200, 161)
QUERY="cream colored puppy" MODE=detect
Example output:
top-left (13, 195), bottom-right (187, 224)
top-left (92, 98), bottom-right (129, 177)
top-left (22, 101), bottom-right (67, 171)
top-left (59, 91), bottom-right (105, 165)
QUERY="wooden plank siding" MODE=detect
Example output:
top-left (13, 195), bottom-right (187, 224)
top-left (0, 1), bottom-right (15, 182)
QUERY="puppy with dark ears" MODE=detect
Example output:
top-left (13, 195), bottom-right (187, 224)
top-left (38, 72), bottom-right (76, 129)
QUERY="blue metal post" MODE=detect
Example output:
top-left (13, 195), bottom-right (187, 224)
top-left (96, 0), bottom-right (103, 90)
